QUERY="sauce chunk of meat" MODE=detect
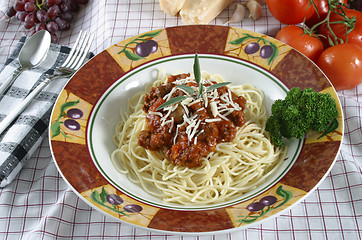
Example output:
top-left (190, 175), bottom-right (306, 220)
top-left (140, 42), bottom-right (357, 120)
top-left (138, 73), bottom-right (246, 168)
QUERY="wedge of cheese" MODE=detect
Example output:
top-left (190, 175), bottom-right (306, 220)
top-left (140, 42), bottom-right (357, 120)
top-left (159, 0), bottom-right (185, 16)
top-left (179, 0), bottom-right (235, 24)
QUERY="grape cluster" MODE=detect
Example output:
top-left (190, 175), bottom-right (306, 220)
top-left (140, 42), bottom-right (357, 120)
top-left (6, 0), bottom-right (88, 43)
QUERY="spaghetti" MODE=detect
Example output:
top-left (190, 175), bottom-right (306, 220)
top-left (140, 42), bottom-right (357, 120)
top-left (111, 71), bottom-right (287, 204)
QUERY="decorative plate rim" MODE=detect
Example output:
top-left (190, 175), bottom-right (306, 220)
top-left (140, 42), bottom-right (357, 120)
top-left (49, 25), bottom-right (344, 235)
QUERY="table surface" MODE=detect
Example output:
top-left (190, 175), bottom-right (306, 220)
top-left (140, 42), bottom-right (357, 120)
top-left (0, 1), bottom-right (361, 240)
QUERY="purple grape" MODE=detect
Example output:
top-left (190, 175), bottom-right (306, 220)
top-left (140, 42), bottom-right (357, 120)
top-left (36, 10), bottom-right (48, 23)
top-left (61, 11), bottom-right (74, 21)
top-left (48, 0), bottom-right (62, 5)
top-left (244, 42), bottom-right (260, 54)
top-left (64, 119), bottom-right (80, 130)
top-left (48, 5), bottom-right (60, 19)
top-left (14, 1), bottom-right (25, 12)
top-left (135, 42), bottom-right (152, 57)
top-left (148, 40), bottom-right (158, 53)
top-left (50, 32), bottom-right (59, 44)
top-left (123, 204), bottom-right (143, 213)
top-left (24, 12), bottom-right (36, 29)
top-left (55, 17), bottom-right (69, 30)
top-left (259, 196), bottom-right (277, 206)
top-left (246, 202), bottom-right (265, 212)
top-left (35, 23), bottom-right (47, 31)
top-left (260, 45), bottom-right (274, 59)
top-left (16, 11), bottom-right (27, 22)
top-left (70, 2), bottom-right (80, 12)
top-left (6, 6), bottom-right (17, 18)
top-left (47, 21), bottom-right (59, 32)
top-left (106, 194), bottom-right (124, 205)
top-left (24, 2), bottom-right (35, 12)
top-left (60, 2), bottom-right (72, 12)
top-left (74, 0), bottom-right (89, 4)
top-left (67, 108), bottom-right (83, 119)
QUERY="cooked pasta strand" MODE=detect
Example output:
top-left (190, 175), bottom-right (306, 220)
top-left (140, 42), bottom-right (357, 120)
top-left (111, 72), bottom-right (287, 204)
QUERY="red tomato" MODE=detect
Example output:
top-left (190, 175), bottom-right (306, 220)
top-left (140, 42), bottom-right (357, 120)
top-left (319, 8), bottom-right (362, 47)
top-left (266, 0), bottom-right (315, 24)
top-left (275, 25), bottom-right (324, 62)
top-left (306, 0), bottom-right (348, 28)
top-left (317, 43), bottom-right (362, 90)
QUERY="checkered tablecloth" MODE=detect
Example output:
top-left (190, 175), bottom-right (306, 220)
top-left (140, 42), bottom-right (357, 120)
top-left (0, 1), bottom-right (361, 239)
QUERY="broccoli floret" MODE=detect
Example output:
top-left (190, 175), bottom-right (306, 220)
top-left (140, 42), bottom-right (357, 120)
top-left (266, 115), bottom-right (283, 147)
top-left (266, 87), bottom-right (339, 147)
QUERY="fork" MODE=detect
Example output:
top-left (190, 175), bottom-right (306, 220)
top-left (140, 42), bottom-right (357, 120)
top-left (0, 30), bottom-right (94, 135)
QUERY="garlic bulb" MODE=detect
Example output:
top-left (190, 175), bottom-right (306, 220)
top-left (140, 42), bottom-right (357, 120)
top-left (226, 3), bottom-right (246, 24)
top-left (246, 0), bottom-right (262, 21)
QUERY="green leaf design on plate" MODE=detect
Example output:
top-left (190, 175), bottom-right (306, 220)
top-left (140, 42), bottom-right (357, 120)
top-left (267, 42), bottom-right (279, 65)
top-left (139, 29), bottom-right (162, 38)
top-left (274, 185), bottom-right (292, 208)
top-left (228, 33), bottom-right (279, 65)
top-left (90, 188), bottom-right (129, 216)
top-left (59, 99), bottom-right (80, 119)
top-left (124, 49), bottom-right (145, 61)
top-left (100, 187), bottom-right (108, 203)
top-left (51, 99), bottom-right (81, 139)
top-left (228, 35), bottom-right (251, 45)
top-left (51, 120), bottom-right (61, 138)
top-left (237, 186), bottom-right (292, 224)
top-left (118, 29), bottom-right (162, 61)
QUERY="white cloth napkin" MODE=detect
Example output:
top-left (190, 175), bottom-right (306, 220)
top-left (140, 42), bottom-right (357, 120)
top-left (0, 36), bottom-right (91, 187)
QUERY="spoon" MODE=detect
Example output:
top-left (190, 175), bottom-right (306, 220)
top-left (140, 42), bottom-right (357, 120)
top-left (0, 30), bottom-right (51, 95)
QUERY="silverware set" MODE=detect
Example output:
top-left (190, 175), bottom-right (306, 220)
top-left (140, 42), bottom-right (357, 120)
top-left (0, 30), bottom-right (94, 134)
top-left (0, 30), bottom-right (51, 96)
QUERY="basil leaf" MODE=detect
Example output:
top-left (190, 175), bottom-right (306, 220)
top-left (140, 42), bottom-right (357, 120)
top-left (193, 53), bottom-right (201, 85)
top-left (206, 82), bottom-right (231, 93)
top-left (156, 96), bottom-right (187, 111)
top-left (198, 83), bottom-right (203, 97)
top-left (176, 85), bottom-right (195, 95)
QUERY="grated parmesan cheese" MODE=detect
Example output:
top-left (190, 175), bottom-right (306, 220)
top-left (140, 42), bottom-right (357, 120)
top-left (157, 74), bottom-right (244, 146)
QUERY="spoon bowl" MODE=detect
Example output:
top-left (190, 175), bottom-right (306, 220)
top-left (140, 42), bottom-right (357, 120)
top-left (0, 30), bottom-right (51, 95)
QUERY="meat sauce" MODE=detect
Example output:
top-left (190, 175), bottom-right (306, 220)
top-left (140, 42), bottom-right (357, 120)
top-left (138, 73), bottom-right (247, 168)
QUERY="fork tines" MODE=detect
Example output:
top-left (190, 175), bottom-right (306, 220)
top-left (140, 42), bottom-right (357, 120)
top-left (61, 30), bottom-right (94, 70)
